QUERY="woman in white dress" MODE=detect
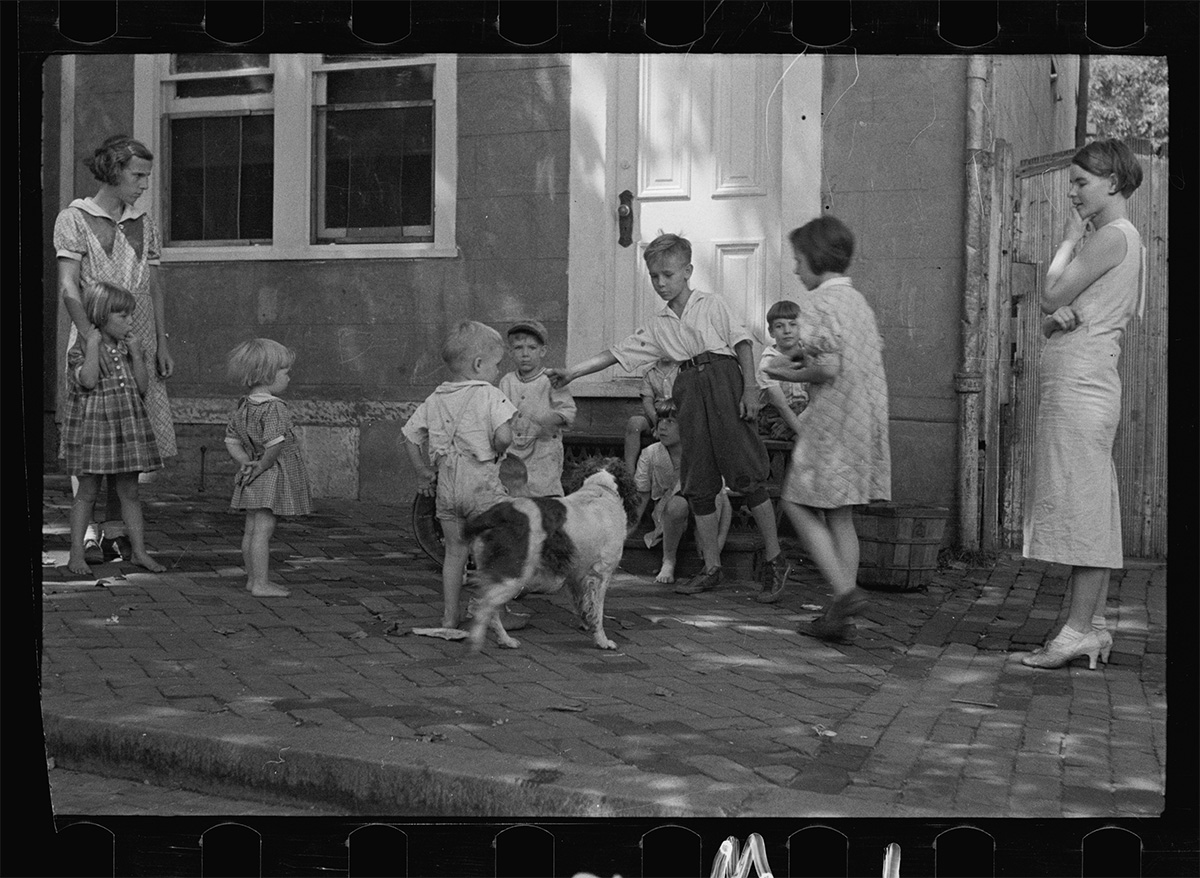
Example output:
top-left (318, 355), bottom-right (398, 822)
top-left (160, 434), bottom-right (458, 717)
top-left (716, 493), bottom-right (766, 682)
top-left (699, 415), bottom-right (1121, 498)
top-left (1020, 139), bottom-right (1145, 670)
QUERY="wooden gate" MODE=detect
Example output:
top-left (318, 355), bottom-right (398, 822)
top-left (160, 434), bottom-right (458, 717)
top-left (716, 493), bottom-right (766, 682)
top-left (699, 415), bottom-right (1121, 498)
top-left (999, 145), bottom-right (1169, 559)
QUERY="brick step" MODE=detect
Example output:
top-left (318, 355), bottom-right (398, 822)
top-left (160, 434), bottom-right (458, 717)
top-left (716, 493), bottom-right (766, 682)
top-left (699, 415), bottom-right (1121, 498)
top-left (621, 531), bottom-right (763, 581)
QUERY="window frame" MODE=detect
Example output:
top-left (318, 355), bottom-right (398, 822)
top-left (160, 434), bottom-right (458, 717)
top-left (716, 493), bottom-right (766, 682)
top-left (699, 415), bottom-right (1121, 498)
top-left (311, 56), bottom-right (437, 245)
top-left (136, 53), bottom-right (458, 262)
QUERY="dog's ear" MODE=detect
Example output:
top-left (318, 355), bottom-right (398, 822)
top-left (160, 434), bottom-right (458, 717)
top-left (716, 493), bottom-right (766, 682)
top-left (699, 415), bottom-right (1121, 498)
top-left (464, 501), bottom-right (525, 541)
top-left (599, 457), bottom-right (642, 522)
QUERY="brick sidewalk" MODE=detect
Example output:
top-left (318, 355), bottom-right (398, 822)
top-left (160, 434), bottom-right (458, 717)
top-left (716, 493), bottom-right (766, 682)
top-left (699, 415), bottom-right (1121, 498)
top-left (39, 475), bottom-right (1166, 817)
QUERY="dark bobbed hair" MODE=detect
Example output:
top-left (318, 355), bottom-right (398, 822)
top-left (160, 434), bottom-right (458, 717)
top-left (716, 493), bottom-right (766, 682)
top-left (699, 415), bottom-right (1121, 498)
top-left (1072, 139), bottom-right (1144, 198)
top-left (766, 299), bottom-right (801, 324)
top-left (83, 280), bottom-right (137, 329)
top-left (84, 135), bottom-right (154, 185)
top-left (789, 216), bottom-right (855, 274)
top-left (653, 397), bottom-right (679, 421)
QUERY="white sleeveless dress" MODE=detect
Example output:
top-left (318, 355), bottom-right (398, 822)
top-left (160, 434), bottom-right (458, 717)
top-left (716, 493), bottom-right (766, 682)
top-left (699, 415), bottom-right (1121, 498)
top-left (1023, 218), bottom-right (1143, 568)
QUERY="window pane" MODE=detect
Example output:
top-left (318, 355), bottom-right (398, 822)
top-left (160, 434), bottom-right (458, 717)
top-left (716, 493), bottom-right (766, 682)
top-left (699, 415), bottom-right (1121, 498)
top-left (321, 106), bottom-right (432, 239)
top-left (327, 65), bottom-right (433, 104)
top-left (177, 75), bottom-right (273, 98)
top-left (173, 54), bottom-right (270, 74)
top-left (169, 115), bottom-right (274, 242)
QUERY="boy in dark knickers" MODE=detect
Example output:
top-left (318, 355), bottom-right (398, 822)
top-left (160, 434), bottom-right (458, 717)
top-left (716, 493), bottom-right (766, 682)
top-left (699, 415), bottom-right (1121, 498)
top-left (548, 234), bottom-right (790, 600)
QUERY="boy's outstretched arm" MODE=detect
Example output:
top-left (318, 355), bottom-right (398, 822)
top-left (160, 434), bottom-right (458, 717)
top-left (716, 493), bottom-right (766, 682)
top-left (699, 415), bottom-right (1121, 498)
top-left (547, 351), bottom-right (620, 388)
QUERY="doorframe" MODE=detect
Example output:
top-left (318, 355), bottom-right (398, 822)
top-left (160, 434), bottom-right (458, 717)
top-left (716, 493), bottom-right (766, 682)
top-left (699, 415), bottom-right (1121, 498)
top-left (566, 53), bottom-right (823, 395)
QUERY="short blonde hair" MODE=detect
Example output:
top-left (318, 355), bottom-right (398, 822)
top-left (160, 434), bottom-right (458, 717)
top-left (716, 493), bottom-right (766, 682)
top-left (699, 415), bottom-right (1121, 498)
top-left (226, 338), bottom-right (296, 388)
top-left (83, 280), bottom-right (137, 329)
top-left (441, 321), bottom-right (504, 372)
top-left (643, 233), bottom-right (692, 266)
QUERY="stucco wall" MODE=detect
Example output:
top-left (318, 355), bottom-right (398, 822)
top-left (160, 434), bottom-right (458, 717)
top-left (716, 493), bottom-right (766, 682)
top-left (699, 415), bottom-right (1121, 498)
top-left (819, 55), bottom-right (968, 510)
top-left (154, 55), bottom-right (574, 504)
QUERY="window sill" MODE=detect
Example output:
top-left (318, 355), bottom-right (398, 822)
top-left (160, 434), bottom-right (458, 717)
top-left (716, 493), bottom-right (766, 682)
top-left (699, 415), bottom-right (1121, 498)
top-left (160, 243), bottom-right (460, 262)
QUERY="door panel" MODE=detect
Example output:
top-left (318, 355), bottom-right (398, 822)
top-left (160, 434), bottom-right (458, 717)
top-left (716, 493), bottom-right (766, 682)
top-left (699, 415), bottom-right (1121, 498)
top-left (616, 54), bottom-right (782, 348)
top-left (566, 54), bottom-right (822, 390)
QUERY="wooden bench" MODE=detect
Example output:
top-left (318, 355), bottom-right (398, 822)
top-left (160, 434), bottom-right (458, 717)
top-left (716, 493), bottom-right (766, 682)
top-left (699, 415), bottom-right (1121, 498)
top-left (564, 433), bottom-right (793, 580)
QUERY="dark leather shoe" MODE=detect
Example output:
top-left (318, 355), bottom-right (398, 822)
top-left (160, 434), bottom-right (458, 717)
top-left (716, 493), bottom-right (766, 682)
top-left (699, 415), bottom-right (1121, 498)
top-left (797, 615), bottom-right (856, 643)
top-left (675, 566), bottom-right (723, 595)
top-left (83, 538), bottom-right (105, 565)
top-left (101, 536), bottom-right (132, 561)
top-left (755, 555), bottom-right (792, 603)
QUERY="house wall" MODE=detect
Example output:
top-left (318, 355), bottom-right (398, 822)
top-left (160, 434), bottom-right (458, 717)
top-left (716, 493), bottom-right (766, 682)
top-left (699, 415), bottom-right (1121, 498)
top-left (46, 54), bottom-right (579, 506)
top-left (45, 53), bottom-right (1076, 519)
top-left (817, 55), bottom-right (1078, 518)
top-left (818, 55), bottom-right (968, 510)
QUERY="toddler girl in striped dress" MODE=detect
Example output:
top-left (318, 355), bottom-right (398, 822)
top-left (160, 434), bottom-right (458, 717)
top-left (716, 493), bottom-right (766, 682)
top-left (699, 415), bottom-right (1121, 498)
top-left (224, 339), bottom-right (312, 598)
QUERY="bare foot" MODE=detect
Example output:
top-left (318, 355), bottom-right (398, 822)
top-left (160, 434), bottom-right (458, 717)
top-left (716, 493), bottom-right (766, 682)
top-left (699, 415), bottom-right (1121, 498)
top-left (66, 555), bottom-right (93, 576)
top-left (247, 581), bottom-right (290, 597)
top-left (654, 561), bottom-right (676, 584)
top-left (131, 553), bottom-right (166, 573)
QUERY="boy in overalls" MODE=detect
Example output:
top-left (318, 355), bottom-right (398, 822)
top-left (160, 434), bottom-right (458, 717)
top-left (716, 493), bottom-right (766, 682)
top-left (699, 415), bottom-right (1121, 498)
top-left (404, 321), bottom-right (516, 631)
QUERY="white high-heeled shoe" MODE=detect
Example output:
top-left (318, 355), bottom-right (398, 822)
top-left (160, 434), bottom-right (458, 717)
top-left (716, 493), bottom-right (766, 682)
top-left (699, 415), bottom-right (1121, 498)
top-left (1021, 626), bottom-right (1110, 670)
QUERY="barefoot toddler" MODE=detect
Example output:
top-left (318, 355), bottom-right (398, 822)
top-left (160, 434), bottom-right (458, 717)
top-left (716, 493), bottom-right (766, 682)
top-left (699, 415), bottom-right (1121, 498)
top-left (224, 339), bottom-right (313, 598)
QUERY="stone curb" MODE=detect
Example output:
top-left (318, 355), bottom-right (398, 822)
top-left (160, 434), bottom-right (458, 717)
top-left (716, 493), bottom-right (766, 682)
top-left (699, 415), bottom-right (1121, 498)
top-left (41, 702), bottom-right (926, 819)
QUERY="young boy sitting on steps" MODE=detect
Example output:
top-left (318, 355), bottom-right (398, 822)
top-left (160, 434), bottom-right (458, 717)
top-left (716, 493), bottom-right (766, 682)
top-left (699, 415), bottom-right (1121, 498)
top-left (631, 398), bottom-right (731, 584)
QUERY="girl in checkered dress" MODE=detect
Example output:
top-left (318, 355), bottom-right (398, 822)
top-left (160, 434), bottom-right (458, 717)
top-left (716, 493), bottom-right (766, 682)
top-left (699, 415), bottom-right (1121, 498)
top-left (224, 339), bottom-right (312, 598)
top-left (62, 281), bottom-right (165, 576)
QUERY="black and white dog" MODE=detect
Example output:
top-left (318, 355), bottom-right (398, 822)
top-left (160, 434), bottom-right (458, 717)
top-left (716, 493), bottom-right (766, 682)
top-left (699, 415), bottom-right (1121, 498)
top-left (463, 457), bottom-right (638, 651)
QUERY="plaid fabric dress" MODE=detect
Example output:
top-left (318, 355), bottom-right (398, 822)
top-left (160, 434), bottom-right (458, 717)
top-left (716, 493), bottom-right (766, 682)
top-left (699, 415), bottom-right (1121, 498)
top-left (226, 395), bottom-right (312, 516)
top-left (60, 339), bottom-right (163, 476)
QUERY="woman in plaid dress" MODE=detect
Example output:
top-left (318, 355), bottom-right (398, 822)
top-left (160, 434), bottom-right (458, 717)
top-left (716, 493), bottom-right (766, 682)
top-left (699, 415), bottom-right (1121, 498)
top-left (62, 282), bottom-right (165, 576)
top-left (55, 135), bottom-right (176, 563)
top-left (224, 339), bottom-right (312, 598)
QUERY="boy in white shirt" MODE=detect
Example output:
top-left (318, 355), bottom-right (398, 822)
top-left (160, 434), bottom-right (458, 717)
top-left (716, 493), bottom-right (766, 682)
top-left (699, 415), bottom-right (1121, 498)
top-left (549, 233), bottom-right (790, 600)
top-left (756, 299), bottom-right (810, 441)
top-left (498, 320), bottom-right (577, 497)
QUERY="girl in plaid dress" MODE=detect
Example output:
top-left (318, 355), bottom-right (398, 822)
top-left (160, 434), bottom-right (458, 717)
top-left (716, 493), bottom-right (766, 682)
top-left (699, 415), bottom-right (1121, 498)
top-left (224, 339), bottom-right (312, 598)
top-left (62, 281), bottom-right (165, 576)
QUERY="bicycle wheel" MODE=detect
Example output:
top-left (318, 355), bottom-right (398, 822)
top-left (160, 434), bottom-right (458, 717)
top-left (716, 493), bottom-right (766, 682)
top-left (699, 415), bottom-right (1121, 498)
top-left (411, 492), bottom-right (444, 564)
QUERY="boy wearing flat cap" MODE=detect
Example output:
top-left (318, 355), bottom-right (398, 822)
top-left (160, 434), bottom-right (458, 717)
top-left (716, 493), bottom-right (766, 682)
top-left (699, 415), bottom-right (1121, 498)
top-left (499, 320), bottom-right (577, 497)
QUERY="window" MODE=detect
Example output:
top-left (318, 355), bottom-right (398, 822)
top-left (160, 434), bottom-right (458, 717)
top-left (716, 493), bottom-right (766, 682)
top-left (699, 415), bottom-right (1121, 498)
top-left (163, 54), bottom-right (274, 245)
top-left (138, 53), bottom-right (457, 260)
top-left (314, 56), bottom-right (435, 243)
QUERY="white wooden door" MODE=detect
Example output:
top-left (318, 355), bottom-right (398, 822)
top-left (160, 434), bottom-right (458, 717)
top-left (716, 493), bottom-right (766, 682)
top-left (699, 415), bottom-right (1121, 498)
top-left (567, 54), bottom-right (823, 390)
top-left (612, 53), bottom-right (781, 345)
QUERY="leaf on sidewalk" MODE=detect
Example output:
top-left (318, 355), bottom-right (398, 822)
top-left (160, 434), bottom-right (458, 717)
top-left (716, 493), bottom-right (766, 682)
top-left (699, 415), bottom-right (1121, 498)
top-left (411, 627), bottom-right (469, 641)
